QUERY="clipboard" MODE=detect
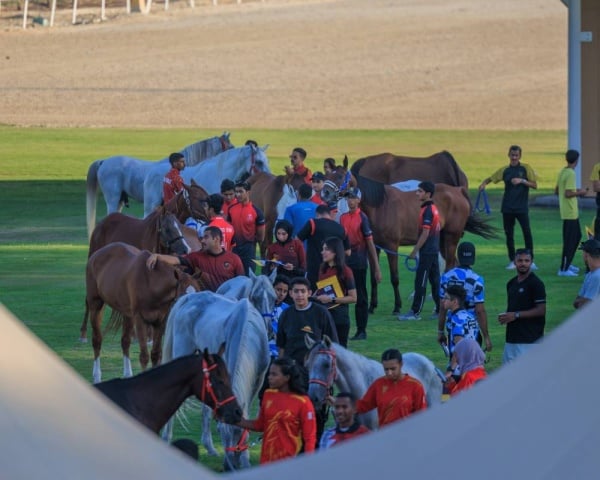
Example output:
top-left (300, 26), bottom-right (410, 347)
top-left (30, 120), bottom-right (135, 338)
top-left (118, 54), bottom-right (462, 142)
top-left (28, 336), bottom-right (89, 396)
top-left (314, 275), bottom-right (344, 309)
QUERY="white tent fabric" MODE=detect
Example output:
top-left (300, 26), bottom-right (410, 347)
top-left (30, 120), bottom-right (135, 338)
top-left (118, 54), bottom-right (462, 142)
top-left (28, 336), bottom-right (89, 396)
top-left (2, 296), bottom-right (599, 479)
top-left (230, 297), bottom-right (600, 480)
top-left (0, 304), bottom-right (217, 480)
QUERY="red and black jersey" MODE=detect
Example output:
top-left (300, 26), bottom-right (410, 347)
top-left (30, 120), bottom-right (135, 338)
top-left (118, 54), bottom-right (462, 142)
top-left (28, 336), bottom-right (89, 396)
top-left (266, 238), bottom-right (306, 278)
top-left (227, 201), bottom-right (265, 245)
top-left (318, 264), bottom-right (356, 295)
top-left (222, 198), bottom-right (238, 219)
top-left (163, 168), bottom-right (184, 204)
top-left (293, 164), bottom-right (313, 185)
top-left (208, 215), bottom-right (235, 251)
top-left (340, 208), bottom-right (373, 269)
top-left (178, 250), bottom-right (244, 291)
top-left (251, 389), bottom-right (316, 464)
top-left (418, 200), bottom-right (441, 255)
top-left (319, 421), bottom-right (370, 449)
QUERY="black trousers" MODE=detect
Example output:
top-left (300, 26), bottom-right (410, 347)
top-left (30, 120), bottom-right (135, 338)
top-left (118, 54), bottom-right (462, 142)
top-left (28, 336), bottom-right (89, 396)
top-left (232, 242), bottom-right (256, 275)
top-left (351, 267), bottom-right (369, 334)
top-left (410, 253), bottom-right (440, 315)
top-left (503, 212), bottom-right (534, 261)
top-left (560, 219), bottom-right (582, 270)
top-left (595, 208), bottom-right (600, 241)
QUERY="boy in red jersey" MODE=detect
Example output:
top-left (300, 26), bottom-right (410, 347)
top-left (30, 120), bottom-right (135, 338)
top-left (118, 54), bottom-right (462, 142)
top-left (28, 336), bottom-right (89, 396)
top-left (356, 348), bottom-right (426, 427)
top-left (320, 392), bottom-right (370, 449)
top-left (163, 152), bottom-right (186, 204)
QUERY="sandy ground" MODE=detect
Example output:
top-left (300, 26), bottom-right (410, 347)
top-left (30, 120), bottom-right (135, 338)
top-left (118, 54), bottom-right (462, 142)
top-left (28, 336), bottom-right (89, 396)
top-left (0, 0), bottom-right (567, 129)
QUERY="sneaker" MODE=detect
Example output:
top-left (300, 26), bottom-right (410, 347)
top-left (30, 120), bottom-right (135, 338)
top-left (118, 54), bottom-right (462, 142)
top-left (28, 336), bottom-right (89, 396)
top-left (557, 269), bottom-right (578, 277)
top-left (531, 262), bottom-right (538, 271)
top-left (398, 311), bottom-right (421, 321)
top-left (568, 265), bottom-right (580, 273)
top-left (506, 261), bottom-right (516, 270)
top-left (350, 331), bottom-right (367, 341)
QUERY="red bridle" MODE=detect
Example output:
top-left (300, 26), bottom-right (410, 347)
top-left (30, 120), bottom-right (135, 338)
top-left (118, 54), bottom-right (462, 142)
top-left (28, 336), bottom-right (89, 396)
top-left (308, 349), bottom-right (337, 390)
top-left (200, 357), bottom-right (237, 415)
top-left (225, 428), bottom-right (250, 454)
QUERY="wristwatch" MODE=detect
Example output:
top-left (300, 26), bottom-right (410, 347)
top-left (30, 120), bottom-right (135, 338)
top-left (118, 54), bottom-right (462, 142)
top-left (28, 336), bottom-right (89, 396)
top-left (515, 311), bottom-right (520, 319)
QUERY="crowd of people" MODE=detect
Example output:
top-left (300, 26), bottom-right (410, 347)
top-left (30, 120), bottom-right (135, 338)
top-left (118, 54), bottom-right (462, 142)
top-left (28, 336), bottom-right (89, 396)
top-left (157, 144), bottom-right (600, 465)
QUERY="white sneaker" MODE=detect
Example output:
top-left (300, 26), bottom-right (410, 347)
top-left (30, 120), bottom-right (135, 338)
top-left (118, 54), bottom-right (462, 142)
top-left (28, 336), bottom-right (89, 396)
top-left (568, 265), bottom-right (580, 273)
top-left (531, 262), bottom-right (538, 271)
top-left (557, 269), bottom-right (578, 277)
top-left (506, 261), bottom-right (516, 270)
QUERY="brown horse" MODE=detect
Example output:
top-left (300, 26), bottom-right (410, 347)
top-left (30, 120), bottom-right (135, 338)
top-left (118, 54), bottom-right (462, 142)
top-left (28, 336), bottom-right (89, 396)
top-left (247, 171), bottom-right (308, 257)
top-left (350, 151), bottom-right (468, 188)
top-left (83, 242), bottom-right (203, 383)
top-left (347, 174), bottom-right (496, 313)
top-left (95, 347), bottom-right (242, 434)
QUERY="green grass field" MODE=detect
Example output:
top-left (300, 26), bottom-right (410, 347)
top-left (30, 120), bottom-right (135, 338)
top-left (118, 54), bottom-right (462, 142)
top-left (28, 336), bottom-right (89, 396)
top-left (0, 125), bottom-right (591, 471)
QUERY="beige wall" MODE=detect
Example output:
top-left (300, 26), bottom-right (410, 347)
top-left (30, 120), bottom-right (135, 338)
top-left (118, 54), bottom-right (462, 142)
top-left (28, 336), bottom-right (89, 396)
top-left (582, 0), bottom-right (600, 189)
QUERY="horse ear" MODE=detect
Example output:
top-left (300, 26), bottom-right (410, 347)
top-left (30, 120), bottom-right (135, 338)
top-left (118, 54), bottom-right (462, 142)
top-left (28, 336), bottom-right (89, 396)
top-left (191, 178), bottom-right (199, 187)
top-left (261, 144), bottom-right (269, 152)
top-left (304, 333), bottom-right (316, 350)
top-left (218, 342), bottom-right (226, 357)
top-left (268, 268), bottom-right (278, 284)
top-left (343, 155), bottom-right (348, 169)
top-left (249, 269), bottom-right (257, 280)
top-left (324, 334), bottom-right (332, 347)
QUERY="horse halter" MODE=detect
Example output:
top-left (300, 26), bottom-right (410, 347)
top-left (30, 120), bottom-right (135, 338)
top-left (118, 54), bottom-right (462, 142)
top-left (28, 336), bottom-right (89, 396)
top-left (200, 357), bottom-right (237, 416)
top-left (309, 348), bottom-right (337, 390)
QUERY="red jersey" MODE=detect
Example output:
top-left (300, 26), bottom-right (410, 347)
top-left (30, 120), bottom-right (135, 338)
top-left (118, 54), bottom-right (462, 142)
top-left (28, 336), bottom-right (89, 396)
top-left (222, 198), bottom-right (238, 219)
top-left (319, 421), bottom-right (370, 449)
top-left (356, 375), bottom-right (427, 427)
top-left (251, 389), bottom-right (316, 464)
top-left (418, 200), bottom-right (441, 254)
top-left (179, 250), bottom-right (244, 292)
top-left (447, 367), bottom-right (487, 396)
top-left (294, 164), bottom-right (313, 185)
top-left (340, 208), bottom-right (373, 269)
top-left (227, 201), bottom-right (265, 245)
top-left (266, 238), bottom-right (306, 271)
top-left (208, 215), bottom-right (235, 251)
top-left (163, 168), bottom-right (184, 204)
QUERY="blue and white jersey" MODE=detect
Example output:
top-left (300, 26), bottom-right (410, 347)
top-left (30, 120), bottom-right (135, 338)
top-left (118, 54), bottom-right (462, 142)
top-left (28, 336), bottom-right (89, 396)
top-left (445, 308), bottom-right (478, 354)
top-left (439, 266), bottom-right (485, 314)
top-left (184, 217), bottom-right (207, 238)
top-left (268, 302), bottom-right (289, 357)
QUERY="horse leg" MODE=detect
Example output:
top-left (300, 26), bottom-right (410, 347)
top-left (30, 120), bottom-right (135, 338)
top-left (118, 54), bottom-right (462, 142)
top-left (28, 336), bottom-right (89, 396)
top-left (121, 316), bottom-right (135, 378)
top-left (201, 404), bottom-right (219, 456)
top-left (132, 317), bottom-right (150, 374)
top-left (79, 305), bottom-right (89, 343)
top-left (150, 321), bottom-right (165, 366)
top-left (89, 300), bottom-right (104, 384)
top-left (368, 249), bottom-right (381, 313)
top-left (389, 252), bottom-right (402, 314)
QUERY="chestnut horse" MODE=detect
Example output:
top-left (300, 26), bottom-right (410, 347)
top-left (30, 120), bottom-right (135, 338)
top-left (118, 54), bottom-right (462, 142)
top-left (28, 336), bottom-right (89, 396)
top-left (247, 171), bottom-right (307, 257)
top-left (350, 150), bottom-right (468, 188)
top-left (83, 242), bottom-right (203, 383)
top-left (345, 174), bottom-right (496, 313)
top-left (95, 347), bottom-right (242, 434)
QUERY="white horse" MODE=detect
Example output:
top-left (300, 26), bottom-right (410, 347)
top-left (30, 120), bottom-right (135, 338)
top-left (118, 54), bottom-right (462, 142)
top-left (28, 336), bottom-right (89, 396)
top-left (86, 132), bottom-right (233, 237)
top-left (143, 143), bottom-right (271, 217)
top-left (305, 335), bottom-right (445, 430)
top-left (161, 291), bottom-right (270, 470)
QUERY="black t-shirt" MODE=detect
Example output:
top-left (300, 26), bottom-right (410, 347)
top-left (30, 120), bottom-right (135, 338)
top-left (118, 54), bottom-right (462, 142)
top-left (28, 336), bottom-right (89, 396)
top-left (505, 273), bottom-right (546, 343)
top-left (499, 164), bottom-right (531, 214)
top-left (276, 302), bottom-right (338, 364)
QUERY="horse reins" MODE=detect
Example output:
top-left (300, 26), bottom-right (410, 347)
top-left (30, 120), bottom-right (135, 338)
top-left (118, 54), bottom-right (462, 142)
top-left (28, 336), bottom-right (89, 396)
top-left (200, 357), bottom-right (237, 415)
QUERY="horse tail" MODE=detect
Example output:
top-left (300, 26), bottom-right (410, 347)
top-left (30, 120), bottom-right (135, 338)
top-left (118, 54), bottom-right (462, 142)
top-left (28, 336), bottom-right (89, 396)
top-left (86, 160), bottom-right (102, 241)
top-left (355, 174), bottom-right (385, 208)
top-left (441, 150), bottom-right (468, 188)
top-left (104, 309), bottom-right (124, 335)
top-left (465, 213), bottom-right (498, 239)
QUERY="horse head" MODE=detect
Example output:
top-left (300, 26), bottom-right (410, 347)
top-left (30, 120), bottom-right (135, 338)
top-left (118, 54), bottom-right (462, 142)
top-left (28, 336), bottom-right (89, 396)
top-left (157, 212), bottom-right (190, 255)
top-left (219, 131), bottom-right (234, 152)
top-left (245, 143), bottom-right (271, 176)
top-left (304, 334), bottom-right (337, 411)
top-left (185, 181), bottom-right (210, 221)
top-left (191, 346), bottom-right (243, 426)
top-left (173, 268), bottom-right (202, 296)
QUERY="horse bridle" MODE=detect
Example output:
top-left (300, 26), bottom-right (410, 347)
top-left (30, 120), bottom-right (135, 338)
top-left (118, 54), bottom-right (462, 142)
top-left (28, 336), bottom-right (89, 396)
top-left (308, 348), bottom-right (338, 390)
top-left (200, 357), bottom-right (237, 415)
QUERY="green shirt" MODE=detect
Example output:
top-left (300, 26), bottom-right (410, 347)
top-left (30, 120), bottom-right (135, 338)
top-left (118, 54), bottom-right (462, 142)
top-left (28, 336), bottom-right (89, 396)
top-left (557, 167), bottom-right (578, 220)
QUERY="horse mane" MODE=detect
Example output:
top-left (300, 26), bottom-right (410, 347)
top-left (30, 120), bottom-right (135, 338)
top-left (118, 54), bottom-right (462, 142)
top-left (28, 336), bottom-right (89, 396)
top-left (355, 174), bottom-right (386, 208)
top-left (180, 136), bottom-right (219, 167)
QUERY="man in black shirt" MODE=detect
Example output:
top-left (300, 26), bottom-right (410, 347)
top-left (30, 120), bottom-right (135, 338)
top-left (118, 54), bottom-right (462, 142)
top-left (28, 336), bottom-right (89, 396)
top-left (297, 204), bottom-right (350, 290)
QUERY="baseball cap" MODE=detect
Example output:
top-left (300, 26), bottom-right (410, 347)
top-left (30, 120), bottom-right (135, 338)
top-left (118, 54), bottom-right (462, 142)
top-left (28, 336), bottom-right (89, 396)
top-left (579, 238), bottom-right (600, 254)
top-left (345, 187), bottom-right (362, 199)
top-left (311, 171), bottom-right (325, 181)
top-left (457, 242), bottom-right (476, 266)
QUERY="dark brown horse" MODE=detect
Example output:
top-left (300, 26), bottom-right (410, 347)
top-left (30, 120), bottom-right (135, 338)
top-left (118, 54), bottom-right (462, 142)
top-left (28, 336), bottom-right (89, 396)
top-left (346, 174), bottom-right (496, 313)
top-left (94, 347), bottom-right (242, 434)
top-left (247, 171), bottom-right (308, 257)
top-left (83, 242), bottom-right (203, 383)
top-left (350, 151), bottom-right (468, 189)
